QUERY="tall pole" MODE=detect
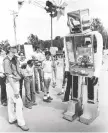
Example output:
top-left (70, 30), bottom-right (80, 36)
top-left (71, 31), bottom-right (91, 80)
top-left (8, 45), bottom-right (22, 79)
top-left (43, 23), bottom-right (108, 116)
top-left (10, 10), bottom-right (19, 51)
top-left (51, 12), bottom-right (53, 47)
top-left (13, 13), bottom-right (17, 46)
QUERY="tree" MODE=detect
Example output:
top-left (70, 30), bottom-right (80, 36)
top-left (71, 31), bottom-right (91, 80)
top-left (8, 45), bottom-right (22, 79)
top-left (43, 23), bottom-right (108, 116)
top-left (39, 40), bottom-right (45, 50)
top-left (27, 34), bottom-right (40, 48)
top-left (91, 18), bottom-right (108, 49)
top-left (24, 42), bottom-right (28, 45)
top-left (55, 36), bottom-right (61, 40)
top-left (26, 34), bottom-right (64, 50)
top-left (44, 40), bottom-right (51, 48)
top-left (0, 40), bottom-right (10, 51)
top-left (53, 36), bottom-right (64, 50)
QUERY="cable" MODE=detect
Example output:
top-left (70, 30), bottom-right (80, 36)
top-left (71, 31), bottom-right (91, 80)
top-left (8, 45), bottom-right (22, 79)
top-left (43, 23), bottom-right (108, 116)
top-left (52, 0), bottom-right (57, 6)
top-left (33, 1), bottom-right (45, 9)
top-left (59, 0), bottom-right (62, 6)
top-left (34, 0), bottom-right (45, 8)
top-left (35, 0), bottom-right (45, 4)
top-left (33, 2), bottom-right (44, 9)
top-left (57, 0), bottom-right (59, 5)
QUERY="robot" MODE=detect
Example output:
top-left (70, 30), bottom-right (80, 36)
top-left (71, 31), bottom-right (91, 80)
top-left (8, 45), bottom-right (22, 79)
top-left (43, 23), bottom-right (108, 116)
top-left (63, 9), bottom-right (103, 125)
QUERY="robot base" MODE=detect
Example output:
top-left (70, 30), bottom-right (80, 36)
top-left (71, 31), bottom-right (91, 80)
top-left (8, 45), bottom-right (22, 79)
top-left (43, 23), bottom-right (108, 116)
top-left (63, 100), bottom-right (83, 122)
top-left (79, 102), bottom-right (99, 125)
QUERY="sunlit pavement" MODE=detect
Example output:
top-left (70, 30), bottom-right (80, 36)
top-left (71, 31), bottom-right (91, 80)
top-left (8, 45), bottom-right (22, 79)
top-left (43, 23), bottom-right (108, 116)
top-left (0, 57), bottom-right (108, 132)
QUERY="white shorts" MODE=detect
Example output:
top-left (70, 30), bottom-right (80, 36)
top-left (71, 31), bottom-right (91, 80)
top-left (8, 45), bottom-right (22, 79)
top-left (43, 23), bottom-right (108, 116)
top-left (44, 73), bottom-right (52, 79)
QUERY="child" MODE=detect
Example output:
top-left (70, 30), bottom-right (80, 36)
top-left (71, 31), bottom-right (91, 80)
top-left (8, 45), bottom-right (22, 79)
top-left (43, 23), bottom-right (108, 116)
top-left (42, 51), bottom-right (54, 102)
top-left (21, 60), bottom-right (37, 109)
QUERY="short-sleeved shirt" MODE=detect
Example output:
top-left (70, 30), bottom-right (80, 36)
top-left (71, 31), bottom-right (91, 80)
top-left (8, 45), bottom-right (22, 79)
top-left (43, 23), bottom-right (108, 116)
top-left (32, 52), bottom-right (45, 62)
top-left (3, 56), bottom-right (21, 83)
top-left (42, 59), bottom-right (54, 73)
top-left (3, 56), bottom-right (13, 83)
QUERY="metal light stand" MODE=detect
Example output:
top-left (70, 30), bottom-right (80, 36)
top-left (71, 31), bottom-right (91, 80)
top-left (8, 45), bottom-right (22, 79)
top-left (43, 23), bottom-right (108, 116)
top-left (10, 10), bottom-right (20, 51)
top-left (50, 11), bottom-right (53, 47)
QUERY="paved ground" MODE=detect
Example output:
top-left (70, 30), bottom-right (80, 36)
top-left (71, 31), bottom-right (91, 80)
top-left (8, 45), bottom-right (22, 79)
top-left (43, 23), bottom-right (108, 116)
top-left (0, 57), bottom-right (108, 132)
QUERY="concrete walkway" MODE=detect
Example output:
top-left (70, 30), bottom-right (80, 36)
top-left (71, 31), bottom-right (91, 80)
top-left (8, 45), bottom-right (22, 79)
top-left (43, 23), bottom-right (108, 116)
top-left (0, 58), bottom-right (108, 132)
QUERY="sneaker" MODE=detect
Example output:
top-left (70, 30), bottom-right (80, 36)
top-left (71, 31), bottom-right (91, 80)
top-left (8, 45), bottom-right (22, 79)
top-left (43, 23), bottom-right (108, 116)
top-left (18, 125), bottom-right (29, 131)
top-left (32, 102), bottom-right (38, 106)
top-left (9, 120), bottom-right (17, 124)
top-left (48, 96), bottom-right (53, 100)
top-left (43, 98), bottom-right (51, 103)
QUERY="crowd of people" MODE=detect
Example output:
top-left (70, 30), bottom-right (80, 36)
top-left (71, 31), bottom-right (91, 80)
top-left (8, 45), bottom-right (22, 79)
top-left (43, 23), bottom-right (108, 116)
top-left (0, 45), bottom-right (69, 131)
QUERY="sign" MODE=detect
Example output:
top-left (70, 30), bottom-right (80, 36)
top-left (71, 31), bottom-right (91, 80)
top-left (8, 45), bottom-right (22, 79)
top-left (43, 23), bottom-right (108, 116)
top-left (50, 47), bottom-right (58, 55)
top-left (24, 45), bottom-right (33, 60)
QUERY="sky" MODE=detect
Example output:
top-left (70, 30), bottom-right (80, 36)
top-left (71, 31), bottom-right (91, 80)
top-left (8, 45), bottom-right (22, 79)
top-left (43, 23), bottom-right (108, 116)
top-left (0, 0), bottom-right (108, 45)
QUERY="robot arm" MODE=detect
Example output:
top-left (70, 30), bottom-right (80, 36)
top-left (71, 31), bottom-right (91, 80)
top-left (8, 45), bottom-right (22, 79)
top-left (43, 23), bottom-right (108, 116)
top-left (93, 31), bottom-right (103, 78)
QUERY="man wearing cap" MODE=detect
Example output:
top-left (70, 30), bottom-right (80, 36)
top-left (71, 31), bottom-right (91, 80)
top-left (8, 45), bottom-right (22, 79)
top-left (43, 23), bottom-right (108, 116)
top-left (3, 46), bottom-right (29, 131)
top-left (0, 48), bottom-right (7, 106)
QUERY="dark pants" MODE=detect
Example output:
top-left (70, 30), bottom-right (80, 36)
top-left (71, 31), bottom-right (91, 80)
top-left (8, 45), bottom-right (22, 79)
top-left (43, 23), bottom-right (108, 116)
top-left (64, 72), bottom-right (72, 101)
top-left (87, 77), bottom-right (94, 100)
top-left (0, 76), bottom-right (7, 104)
top-left (72, 76), bottom-right (78, 98)
top-left (64, 72), bottom-right (78, 101)
top-left (24, 76), bottom-right (36, 107)
top-left (64, 73), bottom-right (95, 101)
top-left (19, 77), bottom-right (24, 98)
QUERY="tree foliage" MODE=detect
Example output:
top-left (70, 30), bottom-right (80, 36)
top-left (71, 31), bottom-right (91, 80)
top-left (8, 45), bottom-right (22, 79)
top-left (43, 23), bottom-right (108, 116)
top-left (0, 40), bottom-right (10, 51)
top-left (53, 36), bottom-right (64, 50)
top-left (26, 34), bottom-right (64, 50)
top-left (27, 34), bottom-right (39, 48)
top-left (91, 18), bottom-right (108, 49)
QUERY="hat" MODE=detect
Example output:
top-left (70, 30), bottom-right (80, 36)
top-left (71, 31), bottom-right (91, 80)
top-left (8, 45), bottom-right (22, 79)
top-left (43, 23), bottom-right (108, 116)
top-left (6, 45), bottom-right (17, 54)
